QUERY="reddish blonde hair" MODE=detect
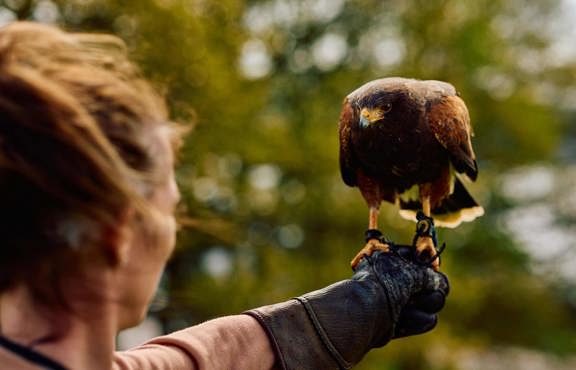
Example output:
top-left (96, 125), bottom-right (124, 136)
top-left (0, 22), bottom-right (180, 294)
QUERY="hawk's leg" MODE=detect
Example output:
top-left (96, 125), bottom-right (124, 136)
top-left (352, 172), bottom-right (392, 269)
top-left (422, 195), bottom-right (431, 217)
top-left (350, 206), bottom-right (390, 269)
top-left (369, 205), bottom-right (378, 230)
top-left (416, 196), bottom-right (440, 271)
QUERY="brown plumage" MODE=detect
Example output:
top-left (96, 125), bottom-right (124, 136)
top-left (339, 77), bottom-right (483, 268)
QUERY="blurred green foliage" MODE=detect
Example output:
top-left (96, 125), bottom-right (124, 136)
top-left (4, 0), bottom-right (576, 368)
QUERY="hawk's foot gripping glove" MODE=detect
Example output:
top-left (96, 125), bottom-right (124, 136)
top-left (244, 250), bottom-right (449, 370)
top-left (412, 211), bottom-right (446, 270)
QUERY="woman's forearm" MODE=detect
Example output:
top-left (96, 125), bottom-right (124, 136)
top-left (114, 315), bottom-right (276, 370)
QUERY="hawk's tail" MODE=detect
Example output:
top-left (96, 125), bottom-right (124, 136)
top-left (398, 178), bottom-right (484, 228)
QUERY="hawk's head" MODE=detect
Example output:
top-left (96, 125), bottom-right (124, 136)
top-left (348, 77), bottom-right (456, 130)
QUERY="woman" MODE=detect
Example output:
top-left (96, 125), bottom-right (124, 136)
top-left (0, 22), bottom-right (448, 370)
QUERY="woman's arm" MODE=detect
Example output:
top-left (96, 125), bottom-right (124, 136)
top-left (114, 248), bottom-right (448, 370)
top-left (114, 315), bottom-right (275, 370)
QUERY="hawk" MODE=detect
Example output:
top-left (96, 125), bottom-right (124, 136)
top-left (339, 77), bottom-right (484, 269)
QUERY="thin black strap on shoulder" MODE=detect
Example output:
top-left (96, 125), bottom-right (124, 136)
top-left (0, 335), bottom-right (68, 370)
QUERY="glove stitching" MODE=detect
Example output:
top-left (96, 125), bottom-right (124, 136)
top-left (295, 297), bottom-right (353, 370)
top-left (242, 311), bottom-right (288, 370)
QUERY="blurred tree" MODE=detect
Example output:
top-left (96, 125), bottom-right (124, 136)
top-left (2, 0), bottom-right (576, 368)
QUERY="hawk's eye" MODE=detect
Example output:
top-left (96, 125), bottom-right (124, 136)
top-left (383, 103), bottom-right (392, 113)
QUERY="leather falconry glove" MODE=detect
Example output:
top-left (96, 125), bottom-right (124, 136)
top-left (245, 249), bottom-right (449, 370)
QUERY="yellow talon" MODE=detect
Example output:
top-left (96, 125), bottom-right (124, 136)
top-left (350, 239), bottom-right (390, 269)
top-left (415, 236), bottom-right (439, 271)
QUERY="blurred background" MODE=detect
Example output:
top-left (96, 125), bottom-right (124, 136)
top-left (2, 0), bottom-right (576, 368)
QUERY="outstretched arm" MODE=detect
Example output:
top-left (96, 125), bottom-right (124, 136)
top-left (115, 247), bottom-right (448, 370)
top-left (114, 315), bottom-right (275, 370)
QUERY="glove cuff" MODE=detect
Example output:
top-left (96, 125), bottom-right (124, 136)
top-left (245, 298), bottom-right (346, 370)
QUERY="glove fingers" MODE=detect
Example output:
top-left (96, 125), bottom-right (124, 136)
top-left (409, 291), bottom-right (446, 313)
top-left (394, 308), bottom-right (438, 338)
top-left (422, 270), bottom-right (449, 296)
top-left (393, 245), bottom-right (414, 261)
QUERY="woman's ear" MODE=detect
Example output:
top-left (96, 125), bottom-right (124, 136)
top-left (101, 207), bottom-right (135, 267)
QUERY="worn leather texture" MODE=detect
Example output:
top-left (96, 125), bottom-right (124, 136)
top-left (245, 250), bottom-right (449, 370)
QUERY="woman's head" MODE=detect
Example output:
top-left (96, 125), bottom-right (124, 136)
top-left (0, 22), bottom-right (182, 323)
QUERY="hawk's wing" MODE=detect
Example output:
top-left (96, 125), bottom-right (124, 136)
top-left (338, 98), bottom-right (359, 186)
top-left (427, 95), bottom-right (478, 180)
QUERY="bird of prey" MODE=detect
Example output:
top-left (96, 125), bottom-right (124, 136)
top-left (339, 77), bottom-right (484, 269)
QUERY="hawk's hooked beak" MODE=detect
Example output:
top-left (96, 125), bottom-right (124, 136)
top-left (359, 108), bottom-right (385, 128)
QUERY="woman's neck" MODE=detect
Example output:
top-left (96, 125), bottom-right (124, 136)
top-left (1, 282), bottom-right (118, 370)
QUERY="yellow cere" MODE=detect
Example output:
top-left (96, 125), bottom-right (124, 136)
top-left (360, 108), bottom-right (385, 123)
